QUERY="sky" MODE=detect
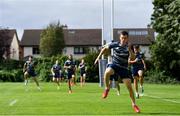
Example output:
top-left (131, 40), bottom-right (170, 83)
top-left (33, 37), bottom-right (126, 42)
top-left (0, 0), bottom-right (154, 41)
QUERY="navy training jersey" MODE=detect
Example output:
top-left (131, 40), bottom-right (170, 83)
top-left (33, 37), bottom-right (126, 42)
top-left (79, 63), bottom-right (86, 72)
top-left (108, 42), bottom-right (129, 68)
top-left (64, 60), bottom-right (75, 72)
top-left (25, 61), bottom-right (35, 71)
top-left (52, 64), bottom-right (61, 73)
top-left (132, 52), bottom-right (144, 68)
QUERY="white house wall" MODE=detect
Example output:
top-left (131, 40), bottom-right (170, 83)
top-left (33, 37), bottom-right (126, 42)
top-left (10, 34), bottom-right (19, 60)
top-left (63, 47), bottom-right (99, 59)
top-left (24, 47), bottom-right (33, 57)
top-left (140, 46), bottom-right (151, 60)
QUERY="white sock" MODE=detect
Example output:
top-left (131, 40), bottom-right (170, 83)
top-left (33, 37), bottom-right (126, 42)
top-left (25, 80), bottom-right (28, 85)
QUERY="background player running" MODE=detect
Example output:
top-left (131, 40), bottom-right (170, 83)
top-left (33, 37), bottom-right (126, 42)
top-left (23, 56), bottom-right (41, 91)
top-left (51, 60), bottom-right (62, 90)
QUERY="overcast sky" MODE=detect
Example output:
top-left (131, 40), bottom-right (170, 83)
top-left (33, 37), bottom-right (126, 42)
top-left (0, 0), bottom-right (154, 41)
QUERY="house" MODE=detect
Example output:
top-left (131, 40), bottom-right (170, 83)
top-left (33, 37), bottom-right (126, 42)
top-left (0, 29), bottom-right (20, 60)
top-left (20, 28), bottom-right (154, 59)
top-left (20, 29), bottom-right (101, 59)
top-left (113, 28), bottom-right (155, 59)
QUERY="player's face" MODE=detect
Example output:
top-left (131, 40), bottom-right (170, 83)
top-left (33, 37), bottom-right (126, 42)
top-left (68, 55), bottom-right (72, 60)
top-left (134, 48), bottom-right (139, 53)
top-left (29, 57), bottom-right (32, 61)
top-left (120, 34), bottom-right (128, 45)
top-left (81, 59), bottom-right (84, 63)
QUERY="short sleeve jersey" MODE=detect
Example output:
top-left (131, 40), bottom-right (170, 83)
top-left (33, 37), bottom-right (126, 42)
top-left (64, 60), bottom-right (75, 72)
top-left (132, 52), bottom-right (144, 68)
top-left (52, 64), bottom-right (61, 73)
top-left (108, 42), bottom-right (129, 68)
top-left (79, 63), bottom-right (86, 72)
top-left (25, 61), bottom-right (35, 71)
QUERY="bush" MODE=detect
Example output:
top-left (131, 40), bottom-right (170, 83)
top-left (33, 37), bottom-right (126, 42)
top-left (83, 52), bottom-right (99, 82)
top-left (0, 59), bottom-right (24, 70)
top-left (35, 55), bottom-right (68, 82)
top-left (144, 69), bottom-right (179, 84)
top-left (0, 69), bottom-right (24, 82)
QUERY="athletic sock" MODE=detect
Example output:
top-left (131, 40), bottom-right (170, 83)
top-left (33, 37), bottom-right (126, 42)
top-left (25, 80), bottom-right (28, 85)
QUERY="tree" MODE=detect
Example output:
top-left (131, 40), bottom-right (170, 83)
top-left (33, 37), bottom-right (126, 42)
top-left (40, 21), bottom-right (65, 57)
top-left (150, 0), bottom-right (180, 80)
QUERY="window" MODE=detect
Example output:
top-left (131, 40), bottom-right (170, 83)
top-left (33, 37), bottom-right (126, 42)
top-left (129, 31), bottom-right (136, 35)
top-left (69, 30), bottom-right (75, 34)
top-left (129, 30), bottom-right (148, 35)
top-left (74, 47), bottom-right (86, 54)
top-left (33, 47), bottom-right (40, 54)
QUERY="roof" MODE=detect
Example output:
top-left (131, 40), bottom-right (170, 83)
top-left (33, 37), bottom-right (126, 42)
top-left (0, 29), bottom-right (18, 46)
top-left (113, 28), bottom-right (155, 45)
top-left (20, 29), bottom-right (43, 46)
top-left (20, 28), bottom-right (155, 46)
top-left (21, 29), bottom-right (102, 46)
top-left (64, 29), bottom-right (101, 46)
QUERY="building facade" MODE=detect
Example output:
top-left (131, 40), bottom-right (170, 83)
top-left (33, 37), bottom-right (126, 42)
top-left (0, 29), bottom-right (20, 60)
top-left (20, 28), bottom-right (154, 59)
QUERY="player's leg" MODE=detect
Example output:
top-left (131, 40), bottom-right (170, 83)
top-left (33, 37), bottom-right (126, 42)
top-left (56, 78), bottom-right (60, 90)
top-left (24, 71), bottom-right (29, 85)
top-left (132, 68), bottom-right (139, 98)
top-left (123, 78), bottom-right (140, 113)
top-left (67, 72), bottom-right (72, 93)
top-left (138, 70), bottom-right (144, 94)
top-left (133, 76), bottom-right (139, 98)
top-left (71, 74), bottom-right (75, 86)
top-left (83, 73), bottom-right (86, 86)
top-left (80, 72), bottom-right (83, 87)
top-left (102, 67), bottom-right (114, 98)
top-left (32, 76), bottom-right (41, 91)
top-left (115, 81), bottom-right (120, 96)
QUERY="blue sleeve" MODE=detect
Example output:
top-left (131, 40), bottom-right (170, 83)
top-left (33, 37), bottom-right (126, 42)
top-left (108, 42), bottom-right (119, 49)
top-left (64, 61), bottom-right (68, 66)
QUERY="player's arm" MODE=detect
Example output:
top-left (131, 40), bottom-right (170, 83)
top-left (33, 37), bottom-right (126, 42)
top-left (94, 46), bottom-right (109, 65)
top-left (142, 59), bottom-right (147, 71)
top-left (64, 62), bottom-right (70, 69)
top-left (128, 58), bottom-right (138, 64)
top-left (51, 67), bottom-right (55, 75)
top-left (23, 62), bottom-right (27, 73)
top-left (128, 45), bottom-right (137, 64)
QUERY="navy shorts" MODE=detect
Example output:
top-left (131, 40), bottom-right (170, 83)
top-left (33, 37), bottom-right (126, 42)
top-left (27, 70), bottom-right (36, 77)
top-left (53, 72), bottom-right (61, 78)
top-left (80, 70), bottom-right (86, 77)
top-left (110, 74), bottom-right (118, 81)
top-left (131, 67), bottom-right (144, 77)
top-left (67, 71), bottom-right (75, 79)
top-left (107, 64), bottom-right (131, 79)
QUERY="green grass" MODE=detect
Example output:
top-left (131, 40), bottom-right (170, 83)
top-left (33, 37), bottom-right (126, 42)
top-left (0, 82), bottom-right (180, 115)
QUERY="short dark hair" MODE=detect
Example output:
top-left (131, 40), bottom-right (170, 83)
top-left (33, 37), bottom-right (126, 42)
top-left (29, 55), bottom-right (33, 58)
top-left (120, 31), bottom-right (129, 37)
top-left (133, 45), bottom-right (140, 49)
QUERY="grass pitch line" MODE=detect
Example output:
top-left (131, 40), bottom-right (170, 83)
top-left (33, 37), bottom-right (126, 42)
top-left (145, 94), bottom-right (180, 104)
top-left (9, 99), bottom-right (18, 106)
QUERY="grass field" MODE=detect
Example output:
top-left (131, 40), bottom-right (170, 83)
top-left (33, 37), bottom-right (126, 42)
top-left (0, 82), bottom-right (180, 115)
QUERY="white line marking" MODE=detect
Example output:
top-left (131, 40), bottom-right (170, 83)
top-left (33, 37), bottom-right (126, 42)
top-left (9, 99), bottom-right (18, 106)
top-left (144, 94), bottom-right (180, 104)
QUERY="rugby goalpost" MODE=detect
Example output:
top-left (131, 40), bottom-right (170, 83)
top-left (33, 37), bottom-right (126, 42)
top-left (99, 0), bottom-right (115, 87)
